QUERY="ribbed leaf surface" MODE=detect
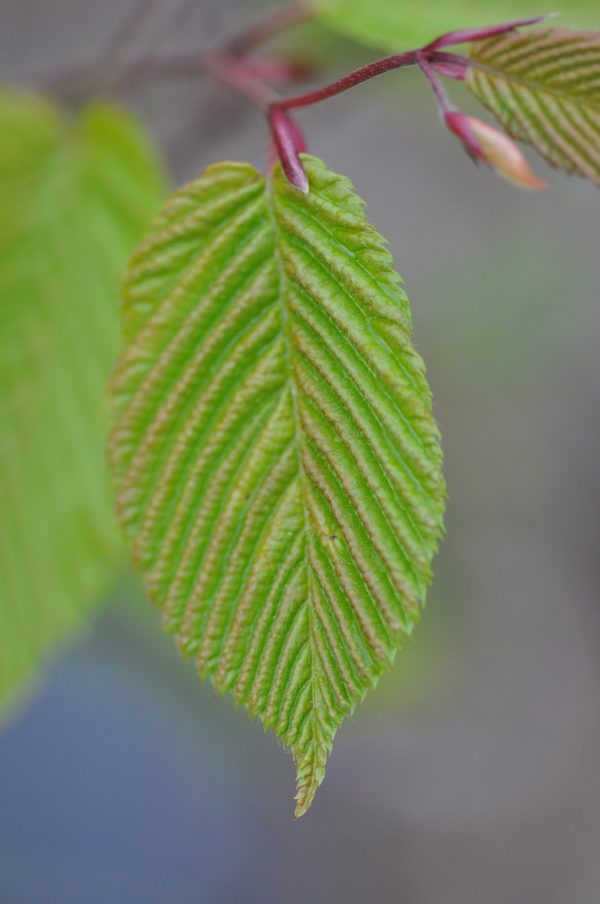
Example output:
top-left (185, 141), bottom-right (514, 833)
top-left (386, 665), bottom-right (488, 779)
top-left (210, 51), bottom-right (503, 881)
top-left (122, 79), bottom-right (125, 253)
top-left (313, 0), bottom-right (599, 53)
top-left (468, 27), bottom-right (600, 186)
top-left (110, 155), bottom-right (445, 816)
top-left (0, 92), bottom-right (164, 714)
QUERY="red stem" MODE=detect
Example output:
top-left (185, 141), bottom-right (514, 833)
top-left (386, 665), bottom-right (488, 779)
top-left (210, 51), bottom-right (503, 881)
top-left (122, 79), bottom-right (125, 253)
top-left (276, 51), bottom-right (419, 111)
top-left (416, 52), bottom-right (455, 116)
top-left (427, 51), bottom-right (468, 81)
top-left (38, 5), bottom-right (548, 192)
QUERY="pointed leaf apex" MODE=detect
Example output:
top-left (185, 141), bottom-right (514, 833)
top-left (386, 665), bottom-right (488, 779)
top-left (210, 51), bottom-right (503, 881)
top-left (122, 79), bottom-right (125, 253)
top-left (293, 730), bottom-right (327, 818)
top-left (294, 787), bottom-right (317, 819)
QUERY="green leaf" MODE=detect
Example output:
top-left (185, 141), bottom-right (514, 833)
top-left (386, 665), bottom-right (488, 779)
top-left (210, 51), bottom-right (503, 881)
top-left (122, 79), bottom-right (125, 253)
top-left (312, 0), bottom-right (599, 53)
top-left (467, 27), bottom-right (600, 187)
top-left (109, 155), bottom-right (445, 816)
top-left (0, 92), bottom-right (165, 715)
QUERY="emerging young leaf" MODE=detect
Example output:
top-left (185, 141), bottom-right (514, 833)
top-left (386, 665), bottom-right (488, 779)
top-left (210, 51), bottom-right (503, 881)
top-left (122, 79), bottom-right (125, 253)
top-left (0, 92), bottom-right (164, 715)
top-left (467, 27), bottom-right (600, 186)
top-left (110, 155), bottom-right (445, 816)
top-left (312, 0), bottom-right (599, 54)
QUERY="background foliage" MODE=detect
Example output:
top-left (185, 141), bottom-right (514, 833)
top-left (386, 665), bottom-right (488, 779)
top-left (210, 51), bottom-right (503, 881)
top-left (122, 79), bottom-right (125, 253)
top-left (314, 0), bottom-right (600, 51)
top-left (0, 94), bottom-right (164, 713)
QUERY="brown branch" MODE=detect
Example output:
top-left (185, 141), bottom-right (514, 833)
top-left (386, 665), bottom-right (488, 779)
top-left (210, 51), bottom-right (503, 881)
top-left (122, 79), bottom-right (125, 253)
top-left (224, 2), bottom-right (313, 56)
top-left (40, 2), bottom-right (314, 103)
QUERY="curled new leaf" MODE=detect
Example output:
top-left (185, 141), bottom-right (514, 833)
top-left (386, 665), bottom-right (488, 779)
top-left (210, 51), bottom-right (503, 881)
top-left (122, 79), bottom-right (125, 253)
top-left (467, 27), bottom-right (600, 187)
top-left (445, 111), bottom-right (547, 189)
top-left (109, 155), bottom-right (446, 816)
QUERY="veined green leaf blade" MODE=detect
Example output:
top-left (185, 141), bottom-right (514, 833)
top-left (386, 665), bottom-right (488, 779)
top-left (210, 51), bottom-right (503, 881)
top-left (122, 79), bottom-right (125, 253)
top-left (0, 92), bottom-right (165, 715)
top-left (312, 0), bottom-right (599, 53)
top-left (467, 27), bottom-right (600, 186)
top-left (110, 155), bottom-right (445, 816)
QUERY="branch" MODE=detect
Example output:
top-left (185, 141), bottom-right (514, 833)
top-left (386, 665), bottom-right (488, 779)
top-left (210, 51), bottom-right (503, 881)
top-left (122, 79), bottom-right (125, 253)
top-left (97, 0), bottom-right (163, 94)
top-left (224, 2), bottom-right (314, 56)
top-left (41, 1), bottom-right (314, 102)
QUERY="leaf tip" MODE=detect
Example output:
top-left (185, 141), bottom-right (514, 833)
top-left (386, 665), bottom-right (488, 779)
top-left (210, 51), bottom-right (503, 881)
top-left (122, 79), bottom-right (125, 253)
top-left (293, 778), bottom-right (319, 819)
top-left (293, 732), bottom-right (328, 818)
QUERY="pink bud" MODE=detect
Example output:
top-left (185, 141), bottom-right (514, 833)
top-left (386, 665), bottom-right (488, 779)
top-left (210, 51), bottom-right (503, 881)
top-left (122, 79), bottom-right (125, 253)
top-left (445, 112), bottom-right (547, 190)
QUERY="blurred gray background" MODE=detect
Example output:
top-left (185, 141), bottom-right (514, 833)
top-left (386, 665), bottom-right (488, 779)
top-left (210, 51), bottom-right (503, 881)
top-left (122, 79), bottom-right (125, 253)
top-left (1, 2), bottom-right (599, 902)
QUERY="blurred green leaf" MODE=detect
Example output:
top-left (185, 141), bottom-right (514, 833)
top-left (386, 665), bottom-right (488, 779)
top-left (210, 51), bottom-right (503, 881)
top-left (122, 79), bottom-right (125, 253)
top-left (0, 92), bottom-right (165, 716)
top-left (467, 27), bottom-right (600, 187)
top-left (312, 0), bottom-right (599, 52)
top-left (109, 155), bottom-right (445, 816)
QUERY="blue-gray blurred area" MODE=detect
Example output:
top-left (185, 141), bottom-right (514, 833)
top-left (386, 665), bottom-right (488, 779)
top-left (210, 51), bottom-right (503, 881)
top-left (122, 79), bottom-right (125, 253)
top-left (1, 1), bottom-right (600, 902)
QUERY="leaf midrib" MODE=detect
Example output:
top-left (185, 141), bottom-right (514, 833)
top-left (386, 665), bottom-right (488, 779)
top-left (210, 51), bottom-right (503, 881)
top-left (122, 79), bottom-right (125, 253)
top-left (267, 176), bottom-right (322, 811)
